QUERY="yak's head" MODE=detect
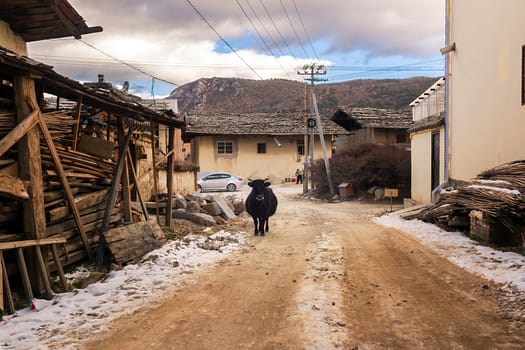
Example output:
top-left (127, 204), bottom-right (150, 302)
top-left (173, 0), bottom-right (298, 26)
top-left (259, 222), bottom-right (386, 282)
top-left (248, 178), bottom-right (271, 201)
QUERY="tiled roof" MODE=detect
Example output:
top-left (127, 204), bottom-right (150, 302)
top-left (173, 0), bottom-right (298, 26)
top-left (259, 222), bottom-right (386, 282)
top-left (331, 107), bottom-right (412, 130)
top-left (184, 112), bottom-right (349, 136)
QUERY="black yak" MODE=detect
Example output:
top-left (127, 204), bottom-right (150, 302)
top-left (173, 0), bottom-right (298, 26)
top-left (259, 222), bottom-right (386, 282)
top-left (245, 178), bottom-right (278, 236)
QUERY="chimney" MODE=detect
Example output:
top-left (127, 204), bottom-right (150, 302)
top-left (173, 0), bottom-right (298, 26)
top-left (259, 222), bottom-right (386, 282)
top-left (98, 74), bottom-right (105, 83)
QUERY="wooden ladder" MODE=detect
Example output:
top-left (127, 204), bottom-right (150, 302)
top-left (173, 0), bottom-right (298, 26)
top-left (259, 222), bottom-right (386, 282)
top-left (0, 237), bottom-right (68, 316)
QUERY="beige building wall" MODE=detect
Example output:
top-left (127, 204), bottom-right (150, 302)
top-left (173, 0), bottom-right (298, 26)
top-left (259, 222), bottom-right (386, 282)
top-left (0, 20), bottom-right (27, 55)
top-left (448, 0), bottom-right (525, 181)
top-left (196, 135), bottom-right (332, 184)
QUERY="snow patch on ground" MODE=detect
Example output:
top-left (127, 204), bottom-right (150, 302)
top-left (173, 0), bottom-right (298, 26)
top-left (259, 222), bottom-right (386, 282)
top-left (374, 214), bottom-right (525, 291)
top-left (0, 230), bottom-right (247, 350)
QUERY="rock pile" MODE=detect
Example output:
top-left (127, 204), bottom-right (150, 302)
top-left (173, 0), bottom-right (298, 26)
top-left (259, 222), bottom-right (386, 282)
top-left (148, 192), bottom-right (245, 227)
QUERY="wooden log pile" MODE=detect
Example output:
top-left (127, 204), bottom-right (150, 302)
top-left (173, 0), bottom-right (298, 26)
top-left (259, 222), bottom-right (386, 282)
top-left (415, 160), bottom-right (525, 246)
top-left (0, 108), bottom-right (122, 272)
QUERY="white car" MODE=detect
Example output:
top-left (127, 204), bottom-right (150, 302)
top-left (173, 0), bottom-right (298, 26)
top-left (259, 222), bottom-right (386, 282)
top-left (197, 172), bottom-right (244, 192)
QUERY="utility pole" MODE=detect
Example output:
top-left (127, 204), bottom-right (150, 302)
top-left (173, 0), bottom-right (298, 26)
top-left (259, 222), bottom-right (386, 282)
top-left (297, 63), bottom-right (335, 196)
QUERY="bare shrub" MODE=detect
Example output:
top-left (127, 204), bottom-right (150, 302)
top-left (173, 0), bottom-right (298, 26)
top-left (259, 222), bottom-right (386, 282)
top-left (311, 143), bottom-right (411, 198)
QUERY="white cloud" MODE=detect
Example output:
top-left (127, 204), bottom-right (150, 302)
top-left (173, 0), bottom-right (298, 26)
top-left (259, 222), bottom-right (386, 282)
top-left (27, 0), bottom-right (445, 89)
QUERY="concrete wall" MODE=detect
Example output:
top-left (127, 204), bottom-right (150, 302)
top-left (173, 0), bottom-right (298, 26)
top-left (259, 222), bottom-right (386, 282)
top-left (158, 170), bottom-right (196, 194)
top-left (410, 126), bottom-right (445, 203)
top-left (0, 20), bottom-right (27, 55)
top-left (448, 0), bottom-right (525, 181)
top-left (195, 135), bottom-right (332, 183)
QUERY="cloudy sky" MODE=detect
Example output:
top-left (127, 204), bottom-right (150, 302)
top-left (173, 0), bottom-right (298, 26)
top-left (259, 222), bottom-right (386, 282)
top-left (28, 0), bottom-right (445, 98)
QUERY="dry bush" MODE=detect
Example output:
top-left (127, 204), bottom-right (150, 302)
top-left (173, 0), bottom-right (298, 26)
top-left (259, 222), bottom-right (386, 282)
top-left (311, 143), bottom-right (411, 198)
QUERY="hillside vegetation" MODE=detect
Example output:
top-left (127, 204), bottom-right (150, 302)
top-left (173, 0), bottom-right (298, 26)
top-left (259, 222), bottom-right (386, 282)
top-left (169, 76), bottom-right (438, 115)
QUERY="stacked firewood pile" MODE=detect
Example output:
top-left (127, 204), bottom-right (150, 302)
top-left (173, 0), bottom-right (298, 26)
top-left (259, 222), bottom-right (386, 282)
top-left (0, 108), bottom-right (118, 266)
top-left (415, 160), bottom-right (525, 247)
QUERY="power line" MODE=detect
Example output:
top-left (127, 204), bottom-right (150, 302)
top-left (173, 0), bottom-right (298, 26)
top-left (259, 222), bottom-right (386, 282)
top-left (244, 0), bottom-right (288, 59)
top-left (78, 39), bottom-right (179, 87)
top-left (234, 0), bottom-right (292, 77)
top-left (292, 0), bottom-right (320, 61)
top-left (280, 0), bottom-right (310, 59)
top-left (183, 0), bottom-right (263, 80)
top-left (258, 0), bottom-right (297, 59)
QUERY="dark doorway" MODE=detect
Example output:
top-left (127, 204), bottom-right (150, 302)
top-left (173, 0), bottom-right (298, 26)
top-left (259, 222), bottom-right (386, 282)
top-left (431, 132), bottom-right (440, 191)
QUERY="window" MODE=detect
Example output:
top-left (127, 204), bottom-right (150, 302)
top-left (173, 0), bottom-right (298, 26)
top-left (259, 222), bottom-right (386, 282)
top-left (522, 46), bottom-right (525, 105)
top-left (257, 143), bottom-right (266, 154)
top-left (217, 141), bottom-right (233, 155)
top-left (296, 139), bottom-right (304, 156)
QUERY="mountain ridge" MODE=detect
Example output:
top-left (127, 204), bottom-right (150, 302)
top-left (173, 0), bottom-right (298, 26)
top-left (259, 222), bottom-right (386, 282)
top-left (169, 76), bottom-right (439, 115)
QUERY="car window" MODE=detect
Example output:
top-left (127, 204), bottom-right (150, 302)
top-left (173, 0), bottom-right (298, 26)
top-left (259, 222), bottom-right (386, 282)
top-left (206, 174), bottom-right (220, 180)
top-left (220, 174), bottom-right (231, 179)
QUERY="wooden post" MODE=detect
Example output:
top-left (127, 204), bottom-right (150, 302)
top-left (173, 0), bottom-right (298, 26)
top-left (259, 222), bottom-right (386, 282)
top-left (165, 127), bottom-right (175, 227)
top-left (29, 96), bottom-right (92, 260)
top-left (16, 247), bottom-right (33, 300)
top-left (0, 249), bottom-right (3, 317)
top-left (0, 251), bottom-right (15, 314)
top-left (72, 95), bottom-right (83, 151)
top-left (51, 245), bottom-right (69, 292)
top-left (96, 128), bottom-right (133, 266)
top-left (34, 246), bottom-right (53, 298)
top-left (13, 76), bottom-right (46, 293)
top-left (117, 119), bottom-right (132, 222)
top-left (127, 150), bottom-right (149, 221)
top-left (150, 119), bottom-right (160, 224)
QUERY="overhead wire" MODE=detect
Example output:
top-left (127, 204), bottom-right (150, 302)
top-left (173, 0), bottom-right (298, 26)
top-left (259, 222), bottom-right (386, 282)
top-left (292, 0), bottom-right (320, 61)
top-left (244, 0), bottom-right (288, 59)
top-left (234, 0), bottom-right (293, 78)
top-left (78, 38), bottom-right (179, 87)
top-left (280, 0), bottom-right (310, 59)
top-left (183, 0), bottom-right (263, 80)
top-left (258, 0), bottom-right (297, 60)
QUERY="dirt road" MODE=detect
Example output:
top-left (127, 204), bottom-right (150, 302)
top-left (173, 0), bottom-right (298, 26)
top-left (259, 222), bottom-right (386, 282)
top-left (83, 187), bottom-right (525, 349)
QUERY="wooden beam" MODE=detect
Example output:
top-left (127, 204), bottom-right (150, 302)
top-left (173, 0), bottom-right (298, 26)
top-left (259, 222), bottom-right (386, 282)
top-left (0, 251), bottom-right (15, 314)
top-left (165, 127), bottom-right (175, 227)
top-left (13, 76), bottom-right (46, 293)
top-left (117, 119), bottom-right (132, 222)
top-left (96, 128), bottom-right (133, 266)
top-left (16, 247), bottom-right (33, 300)
top-left (127, 150), bottom-right (149, 221)
top-left (150, 119), bottom-right (160, 224)
top-left (72, 95), bottom-right (82, 151)
top-left (0, 109), bottom-right (39, 158)
top-left (51, 245), bottom-right (69, 292)
top-left (0, 249), bottom-right (3, 316)
top-left (27, 96), bottom-right (92, 260)
top-left (0, 238), bottom-right (67, 250)
top-left (34, 246), bottom-right (53, 298)
top-left (0, 174), bottom-right (28, 200)
top-left (47, 189), bottom-right (108, 222)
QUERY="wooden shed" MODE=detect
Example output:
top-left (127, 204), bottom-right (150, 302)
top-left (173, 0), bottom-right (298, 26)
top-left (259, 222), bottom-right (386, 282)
top-left (0, 0), bottom-right (189, 316)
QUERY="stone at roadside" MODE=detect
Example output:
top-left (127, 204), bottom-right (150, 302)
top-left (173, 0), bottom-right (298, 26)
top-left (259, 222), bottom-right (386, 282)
top-left (174, 197), bottom-right (187, 209)
top-left (185, 192), bottom-right (206, 204)
top-left (172, 209), bottom-right (191, 220)
top-left (213, 216), bottom-right (227, 225)
top-left (188, 212), bottom-right (216, 226)
top-left (186, 200), bottom-right (201, 213)
top-left (212, 195), bottom-right (237, 220)
top-left (202, 202), bottom-right (222, 216)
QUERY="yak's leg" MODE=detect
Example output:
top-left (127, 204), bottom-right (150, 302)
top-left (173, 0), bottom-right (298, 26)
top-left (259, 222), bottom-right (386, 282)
top-left (265, 217), bottom-right (269, 232)
top-left (253, 217), bottom-right (259, 236)
top-left (259, 218), bottom-right (266, 236)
